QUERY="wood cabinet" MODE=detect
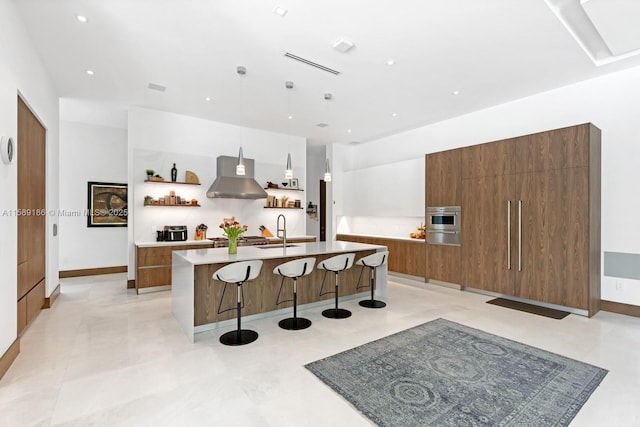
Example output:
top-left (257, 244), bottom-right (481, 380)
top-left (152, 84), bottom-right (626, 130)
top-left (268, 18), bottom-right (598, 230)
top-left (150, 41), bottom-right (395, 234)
top-left (429, 123), bottom-right (601, 316)
top-left (17, 97), bottom-right (46, 335)
top-left (336, 234), bottom-right (425, 278)
top-left (425, 148), bottom-right (462, 284)
top-left (425, 148), bottom-right (462, 207)
top-left (136, 243), bottom-right (213, 293)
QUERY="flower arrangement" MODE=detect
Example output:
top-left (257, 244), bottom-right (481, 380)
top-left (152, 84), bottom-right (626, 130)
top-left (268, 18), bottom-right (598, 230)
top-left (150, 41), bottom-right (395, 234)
top-left (219, 217), bottom-right (248, 238)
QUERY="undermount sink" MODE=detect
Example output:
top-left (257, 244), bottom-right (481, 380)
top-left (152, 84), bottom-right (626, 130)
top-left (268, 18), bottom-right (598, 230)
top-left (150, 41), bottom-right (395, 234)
top-left (257, 244), bottom-right (299, 249)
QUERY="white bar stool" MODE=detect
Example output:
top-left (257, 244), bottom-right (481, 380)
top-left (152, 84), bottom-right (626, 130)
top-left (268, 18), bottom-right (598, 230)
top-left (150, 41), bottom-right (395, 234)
top-left (318, 253), bottom-right (356, 319)
top-left (356, 251), bottom-right (389, 308)
top-left (273, 257), bottom-right (317, 330)
top-left (213, 260), bottom-right (263, 346)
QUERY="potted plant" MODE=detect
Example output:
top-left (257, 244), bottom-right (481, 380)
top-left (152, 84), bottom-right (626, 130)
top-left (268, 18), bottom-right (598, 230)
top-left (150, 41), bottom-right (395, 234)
top-left (146, 169), bottom-right (155, 180)
top-left (144, 195), bottom-right (153, 205)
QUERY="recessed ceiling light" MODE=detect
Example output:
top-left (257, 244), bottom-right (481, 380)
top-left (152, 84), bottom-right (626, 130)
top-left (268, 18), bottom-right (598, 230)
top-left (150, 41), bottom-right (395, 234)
top-left (452, 90), bottom-right (460, 95)
top-left (392, 112), bottom-right (398, 117)
top-left (288, 115), bottom-right (293, 120)
top-left (386, 59), bottom-right (395, 66)
top-left (347, 129), bottom-right (352, 133)
top-left (86, 69), bottom-right (94, 76)
top-left (76, 14), bottom-right (88, 23)
top-left (273, 6), bottom-right (288, 17)
top-left (205, 97), bottom-right (211, 102)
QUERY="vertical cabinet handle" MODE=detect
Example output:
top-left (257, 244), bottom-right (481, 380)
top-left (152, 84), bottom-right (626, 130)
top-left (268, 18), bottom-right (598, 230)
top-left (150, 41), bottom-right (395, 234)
top-left (507, 200), bottom-right (511, 270)
top-left (518, 200), bottom-right (522, 272)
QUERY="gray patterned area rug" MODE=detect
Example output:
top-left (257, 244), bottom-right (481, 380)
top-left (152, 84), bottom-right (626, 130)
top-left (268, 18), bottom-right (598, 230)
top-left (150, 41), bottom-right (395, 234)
top-left (305, 318), bottom-right (607, 427)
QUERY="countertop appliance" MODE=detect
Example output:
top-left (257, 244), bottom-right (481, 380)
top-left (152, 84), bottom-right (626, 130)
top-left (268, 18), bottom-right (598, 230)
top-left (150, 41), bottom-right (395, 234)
top-left (209, 235), bottom-right (269, 248)
top-left (426, 206), bottom-right (461, 246)
top-left (163, 225), bottom-right (188, 242)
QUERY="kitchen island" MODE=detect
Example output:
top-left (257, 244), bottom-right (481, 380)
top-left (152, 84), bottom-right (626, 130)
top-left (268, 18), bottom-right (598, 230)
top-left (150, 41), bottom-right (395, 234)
top-left (172, 241), bottom-right (387, 342)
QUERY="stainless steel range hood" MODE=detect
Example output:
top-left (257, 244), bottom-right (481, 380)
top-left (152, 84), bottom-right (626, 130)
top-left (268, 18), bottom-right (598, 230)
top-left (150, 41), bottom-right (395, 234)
top-left (206, 155), bottom-right (267, 199)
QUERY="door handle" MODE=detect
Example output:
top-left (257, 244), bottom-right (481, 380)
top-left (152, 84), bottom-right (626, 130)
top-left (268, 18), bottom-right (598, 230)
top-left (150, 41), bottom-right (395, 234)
top-left (507, 200), bottom-right (511, 270)
top-left (518, 200), bottom-right (522, 272)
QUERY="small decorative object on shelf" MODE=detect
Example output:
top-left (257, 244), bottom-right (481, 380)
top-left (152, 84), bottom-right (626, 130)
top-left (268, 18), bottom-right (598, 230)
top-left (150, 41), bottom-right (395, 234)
top-left (290, 178), bottom-right (299, 189)
top-left (195, 223), bottom-right (208, 240)
top-left (144, 192), bottom-right (199, 206)
top-left (220, 217), bottom-right (248, 254)
top-left (185, 170), bottom-right (199, 184)
top-left (171, 163), bottom-right (177, 182)
top-left (266, 181), bottom-right (278, 189)
top-left (146, 169), bottom-right (155, 180)
top-left (149, 174), bottom-right (164, 182)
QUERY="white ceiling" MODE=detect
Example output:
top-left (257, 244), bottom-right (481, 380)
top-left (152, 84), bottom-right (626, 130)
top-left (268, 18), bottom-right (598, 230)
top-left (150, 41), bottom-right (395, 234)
top-left (14, 0), bottom-right (640, 146)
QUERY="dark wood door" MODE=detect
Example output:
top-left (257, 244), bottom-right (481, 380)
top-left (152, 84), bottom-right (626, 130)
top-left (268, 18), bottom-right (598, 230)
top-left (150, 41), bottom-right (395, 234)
top-left (461, 174), bottom-right (514, 294)
top-left (17, 97), bottom-right (46, 333)
top-left (515, 168), bottom-right (589, 310)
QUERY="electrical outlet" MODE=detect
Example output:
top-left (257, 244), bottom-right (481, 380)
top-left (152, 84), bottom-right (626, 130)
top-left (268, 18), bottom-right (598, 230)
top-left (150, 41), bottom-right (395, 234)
top-left (615, 280), bottom-right (624, 290)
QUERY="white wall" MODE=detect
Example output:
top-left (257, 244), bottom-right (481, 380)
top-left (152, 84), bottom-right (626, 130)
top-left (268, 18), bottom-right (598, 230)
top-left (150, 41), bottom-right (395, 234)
top-left (342, 64), bottom-right (640, 305)
top-left (127, 107), bottom-right (307, 279)
top-left (0, 0), bottom-right (59, 357)
top-left (59, 120), bottom-right (128, 270)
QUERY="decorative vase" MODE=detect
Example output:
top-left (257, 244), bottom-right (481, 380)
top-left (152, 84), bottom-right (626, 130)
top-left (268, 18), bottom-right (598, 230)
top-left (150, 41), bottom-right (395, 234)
top-left (228, 235), bottom-right (238, 254)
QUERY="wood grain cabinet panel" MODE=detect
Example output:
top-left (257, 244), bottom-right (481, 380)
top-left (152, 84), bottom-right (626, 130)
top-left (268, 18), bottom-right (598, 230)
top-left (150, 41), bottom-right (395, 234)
top-left (425, 148), bottom-right (462, 207)
top-left (461, 175), bottom-right (514, 294)
top-left (426, 123), bottom-right (600, 316)
top-left (136, 243), bottom-right (213, 292)
top-left (336, 235), bottom-right (425, 278)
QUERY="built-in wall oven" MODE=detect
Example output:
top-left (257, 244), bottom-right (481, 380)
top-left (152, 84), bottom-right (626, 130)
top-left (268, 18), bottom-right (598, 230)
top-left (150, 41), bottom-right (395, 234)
top-left (426, 206), bottom-right (461, 246)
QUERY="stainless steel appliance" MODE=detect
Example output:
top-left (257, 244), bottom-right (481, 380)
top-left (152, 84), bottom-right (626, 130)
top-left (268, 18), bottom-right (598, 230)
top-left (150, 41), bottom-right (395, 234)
top-left (209, 235), bottom-right (269, 248)
top-left (426, 206), bottom-right (461, 246)
top-left (163, 225), bottom-right (188, 242)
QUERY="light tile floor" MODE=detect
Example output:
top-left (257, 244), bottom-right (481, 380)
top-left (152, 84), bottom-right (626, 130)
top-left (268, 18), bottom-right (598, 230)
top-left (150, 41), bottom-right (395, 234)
top-left (1, 273), bottom-right (639, 426)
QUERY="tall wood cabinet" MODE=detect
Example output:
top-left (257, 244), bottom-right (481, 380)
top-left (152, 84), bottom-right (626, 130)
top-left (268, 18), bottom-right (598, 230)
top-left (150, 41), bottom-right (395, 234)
top-left (17, 97), bottom-right (47, 334)
top-left (428, 123), bottom-right (601, 316)
top-left (425, 148), bottom-right (463, 284)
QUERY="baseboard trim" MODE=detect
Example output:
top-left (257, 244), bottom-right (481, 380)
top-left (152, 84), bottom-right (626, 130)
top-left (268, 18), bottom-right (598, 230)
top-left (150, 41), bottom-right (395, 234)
top-left (0, 338), bottom-right (20, 381)
top-left (600, 300), bottom-right (640, 318)
top-left (127, 280), bottom-right (135, 289)
top-left (43, 283), bottom-right (61, 309)
top-left (59, 266), bottom-right (127, 278)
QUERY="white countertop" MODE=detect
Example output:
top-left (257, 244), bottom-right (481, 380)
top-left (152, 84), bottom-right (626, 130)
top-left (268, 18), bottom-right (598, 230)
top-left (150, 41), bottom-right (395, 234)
top-left (135, 240), bottom-right (213, 248)
top-left (173, 241), bottom-right (386, 265)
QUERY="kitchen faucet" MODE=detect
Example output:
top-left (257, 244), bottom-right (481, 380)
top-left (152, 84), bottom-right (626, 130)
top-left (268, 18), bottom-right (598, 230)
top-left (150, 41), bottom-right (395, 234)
top-left (277, 214), bottom-right (287, 248)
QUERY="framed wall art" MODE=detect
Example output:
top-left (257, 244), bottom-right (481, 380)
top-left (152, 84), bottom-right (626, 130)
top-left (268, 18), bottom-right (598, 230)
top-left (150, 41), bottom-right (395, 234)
top-left (87, 181), bottom-right (128, 227)
top-left (290, 178), bottom-right (299, 189)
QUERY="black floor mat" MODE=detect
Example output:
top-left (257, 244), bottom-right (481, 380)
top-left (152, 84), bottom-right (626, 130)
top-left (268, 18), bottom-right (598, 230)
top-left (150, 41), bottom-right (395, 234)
top-left (487, 298), bottom-right (570, 319)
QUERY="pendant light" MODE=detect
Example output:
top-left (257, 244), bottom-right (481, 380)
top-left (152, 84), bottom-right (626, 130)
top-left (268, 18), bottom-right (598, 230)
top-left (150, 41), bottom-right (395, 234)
top-left (323, 93), bottom-right (333, 182)
top-left (324, 158), bottom-right (332, 182)
top-left (236, 146), bottom-right (245, 175)
top-left (284, 81), bottom-right (294, 179)
top-left (236, 66), bottom-right (247, 176)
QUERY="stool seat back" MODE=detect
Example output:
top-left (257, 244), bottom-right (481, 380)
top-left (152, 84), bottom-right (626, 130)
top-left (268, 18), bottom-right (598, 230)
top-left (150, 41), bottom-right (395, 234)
top-left (214, 260), bottom-right (263, 283)
top-left (356, 251), bottom-right (389, 268)
top-left (317, 253), bottom-right (355, 272)
top-left (273, 257), bottom-right (316, 278)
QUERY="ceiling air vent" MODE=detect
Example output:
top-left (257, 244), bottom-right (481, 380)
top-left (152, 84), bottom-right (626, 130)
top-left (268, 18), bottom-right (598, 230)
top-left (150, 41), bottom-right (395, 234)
top-left (283, 52), bottom-right (340, 75)
top-left (147, 82), bottom-right (167, 92)
top-left (316, 123), bottom-right (329, 128)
